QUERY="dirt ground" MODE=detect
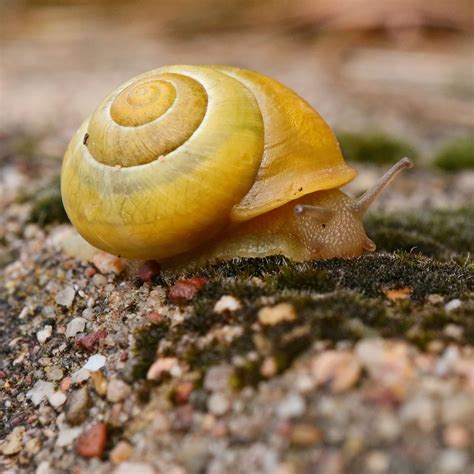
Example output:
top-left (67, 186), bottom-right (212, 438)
top-left (1, 1), bottom-right (473, 473)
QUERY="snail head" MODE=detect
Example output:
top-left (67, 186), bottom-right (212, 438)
top-left (294, 157), bottom-right (413, 259)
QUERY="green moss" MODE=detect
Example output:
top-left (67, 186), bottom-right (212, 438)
top-left (365, 207), bottom-right (474, 258)
top-left (130, 221), bottom-right (473, 388)
top-left (128, 322), bottom-right (169, 381)
top-left (433, 136), bottom-right (474, 172)
top-left (29, 176), bottom-right (69, 226)
top-left (337, 132), bottom-right (417, 165)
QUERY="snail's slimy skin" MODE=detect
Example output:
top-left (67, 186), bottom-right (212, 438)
top-left (61, 65), bottom-right (412, 265)
top-left (160, 189), bottom-right (374, 270)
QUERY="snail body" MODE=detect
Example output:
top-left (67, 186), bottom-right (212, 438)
top-left (61, 65), bottom-right (412, 266)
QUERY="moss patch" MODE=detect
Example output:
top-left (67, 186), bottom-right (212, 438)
top-left (365, 207), bottom-right (474, 258)
top-left (131, 251), bottom-right (473, 388)
top-left (337, 131), bottom-right (417, 165)
top-left (28, 176), bottom-right (69, 226)
top-left (433, 136), bottom-right (474, 172)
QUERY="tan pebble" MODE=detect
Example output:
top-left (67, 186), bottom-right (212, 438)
top-left (260, 357), bottom-right (278, 378)
top-left (1, 426), bottom-right (25, 455)
top-left (106, 377), bottom-right (131, 403)
top-left (90, 371), bottom-right (107, 396)
top-left (290, 423), bottom-right (321, 446)
top-left (110, 440), bottom-right (133, 464)
top-left (92, 273), bottom-right (107, 287)
top-left (146, 357), bottom-right (180, 380)
top-left (312, 350), bottom-right (361, 393)
top-left (258, 303), bottom-right (296, 326)
top-left (113, 463), bottom-right (155, 474)
top-left (383, 287), bottom-right (412, 301)
top-left (443, 423), bottom-right (470, 448)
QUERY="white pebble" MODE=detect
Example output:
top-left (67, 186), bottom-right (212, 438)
top-left (55, 287), bottom-right (76, 307)
top-left (65, 317), bottom-right (87, 338)
top-left (83, 354), bottom-right (106, 372)
top-left (27, 380), bottom-right (55, 406)
top-left (71, 367), bottom-right (90, 384)
top-left (113, 463), bottom-right (155, 474)
top-left (36, 461), bottom-right (52, 474)
top-left (213, 295), bottom-right (242, 314)
top-left (445, 299), bottom-right (461, 312)
top-left (276, 393), bottom-right (306, 419)
top-left (208, 392), bottom-right (231, 416)
top-left (48, 391), bottom-right (67, 408)
top-left (56, 426), bottom-right (82, 447)
top-left (37, 325), bottom-right (53, 344)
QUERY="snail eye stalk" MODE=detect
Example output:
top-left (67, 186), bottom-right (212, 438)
top-left (352, 157), bottom-right (413, 217)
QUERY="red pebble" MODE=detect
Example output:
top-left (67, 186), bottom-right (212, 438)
top-left (169, 277), bottom-right (207, 304)
top-left (77, 329), bottom-right (107, 352)
top-left (84, 266), bottom-right (97, 278)
top-left (0, 370), bottom-right (6, 379)
top-left (137, 260), bottom-right (161, 283)
top-left (147, 311), bottom-right (162, 323)
top-left (76, 422), bottom-right (107, 458)
top-left (173, 381), bottom-right (194, 405)
top-left (120, 351), bottom-right (129, 362)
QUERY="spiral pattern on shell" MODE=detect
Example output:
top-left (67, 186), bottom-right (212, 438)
top-left (61, 65), bottom-right (356, 259)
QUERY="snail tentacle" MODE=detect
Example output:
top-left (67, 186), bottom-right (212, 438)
top-left (352, 157), bottom-right (413, 216)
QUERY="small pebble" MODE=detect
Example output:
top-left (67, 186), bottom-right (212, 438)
top-left (76, 422), bottom-right (107, 458)
top-left (311, 350), bottom-right (361, 393)
top-left (443, 423), bottom-right (470, 448)
top-left (438, 448), bottom-right (468, 472)
top-left (56, 426), bottom-right (82, 448)
top-left (258, 303), bottom-right (296, 326)
top-left (47, 366), bottom-right (64, 382)
top-left (71, 368), bottom-right (90, 384)
top-left (55, 286), bottom-right (76, 307)
top-left (36, 461), bottom-right (52, 474)
top-left (77, 329), bottom-right (107, 352)
top-left (213, 295), bottom-right (242, 314)
top-left (147, 311), bottom-right (162, 323)
top-left (113, 463), bottom-right (155, 474)
top-left (107, 377), bottom-right (131, 403)
top-left (65, 387), bottom-right (90, 425)
top-left (1, 426), bottom-right (25, 455)
top-left (289, 423), bottom-right (321, 446)
top-left (92, 273), bottom-right (107, 287)
top-left (37, 325), bottom-right (53, 344)
top-left (27, 380), bottom-right (55, 406)
top-left (169, 277), bottom-right (207, 304)
top-left (147, 357), bottom-right (179, 380)
top-left (204, 365), bottom-right (233, 392)
top-left (48, 391), bottom-right (67, 408)
top-left (83, 354), bottom-right (106, 372)
top-left (91, 371), bottom-right (108, 396)
top-left (443, 324), bottom-right (464, 340)
top-left (92, 252), bottom-right (124, 274)
top-left (276, 393), bottom-right (306, 419)
top-left (65, 317), bottom-right (87, 338)
top-left (445, 299), bottom-right (462, 312)
top-left (137, 260), bottom-right (161, 283)
top-left (110, 441), bottom-right (133, 464)
top-left (208, 392), bottom-right (231, 416)
top-left (366, 451), bottom-right (390, 472)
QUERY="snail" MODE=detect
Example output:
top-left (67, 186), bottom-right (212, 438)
top-left (61, 65), bottom-right (413, 267)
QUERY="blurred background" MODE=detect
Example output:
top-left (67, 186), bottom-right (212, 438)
top-left (1, 0), bottom-right (473, 210)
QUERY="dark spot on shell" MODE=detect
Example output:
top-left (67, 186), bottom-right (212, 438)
top-left (83, 133), bottom-right (89, 146)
